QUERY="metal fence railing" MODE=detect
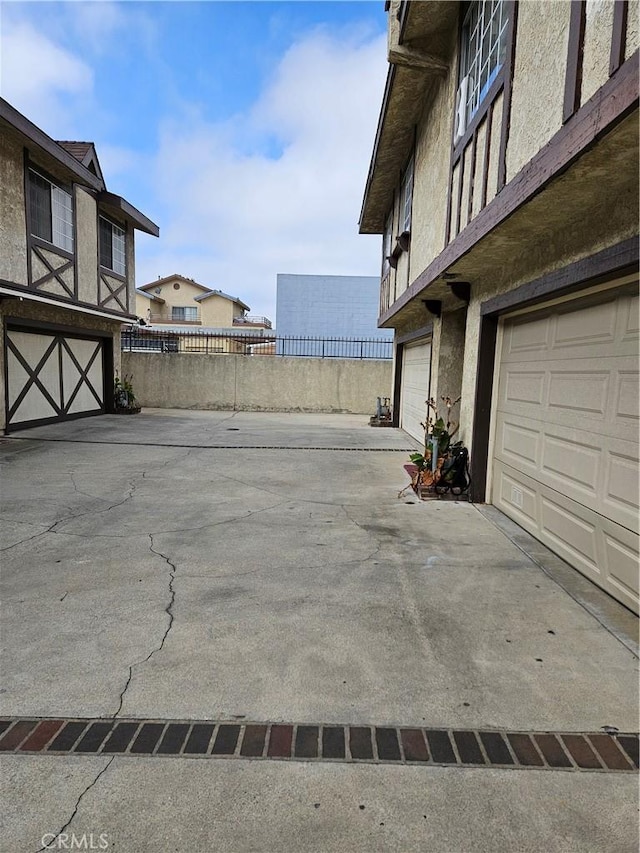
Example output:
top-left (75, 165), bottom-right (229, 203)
top-left (121, 329), bottom-right (393, 360)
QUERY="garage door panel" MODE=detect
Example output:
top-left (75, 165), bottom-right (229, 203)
top-left (603, 531), bottom-right (640, 604)
top-left (553, 298), bottom-right (617, 349)
top-left (6, 327), bottom-right (106, 431)
top-left (496, 414), bottom-right (637, 533)
top-left (400, 339), bottom-right (431, 444)
top-left (495, 461), bottom-right (638, 611)
top-left (493, 287), bottom-right (639, 613)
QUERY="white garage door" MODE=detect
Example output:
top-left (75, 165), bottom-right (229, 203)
top-left (400, 338), bottom-right (431, 444)
top-left (492, 287), bottom-right (639, 613)
top-left (6, 327), bottom-right (105, 431)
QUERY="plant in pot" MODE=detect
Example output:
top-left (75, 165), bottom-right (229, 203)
top-left (113, 372), bottom-right (141, 414)
top-left (407, 395), bottom-right (466, 495)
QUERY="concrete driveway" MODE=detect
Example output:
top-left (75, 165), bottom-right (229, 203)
top-left (1, 410), bottom-right (638, 852)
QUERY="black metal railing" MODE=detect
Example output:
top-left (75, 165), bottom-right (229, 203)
top-left (121, 329), bottom-right (392, 360)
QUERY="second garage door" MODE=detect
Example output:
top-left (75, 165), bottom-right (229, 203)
top-left (400, 338), bottom-right (431, 444)
top-left (491, 286), bottom-right (639, 613)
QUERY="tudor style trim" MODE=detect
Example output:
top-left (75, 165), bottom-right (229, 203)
top-left (497, 0), bottom-right (519, 191)
top-left (563, 1), bottom-right (587, 124)
top-left (609, 0), bottom-right (629, 77)
top-left (469, 236), bottom-right (639, 500)
top-left (379, 49), bottom-right (639, 326)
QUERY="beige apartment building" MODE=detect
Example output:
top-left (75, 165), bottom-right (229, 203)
top-left (135, 274), bottom-right (271, 353)
top-left (360, 0), bottom-right (638, 612)
top-left (0, 98), bottom-right (158, 434)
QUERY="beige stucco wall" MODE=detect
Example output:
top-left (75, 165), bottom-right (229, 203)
top-left (76, 187), bottom-right (98, 305)
top-left (122, 352), bottom-right (392, 415)
top-left (506, 1), bottom-right (571, 183)
top-left (582, 0), bottom-right (616, 105)
top-left (200, 295), bottom-right (236, 327)
top-left (0, 299), bottom-right (123, 432)
top-left (0, 133), bottom-right (28, 286)
top-left (410, 68), bottom-right (457, 276)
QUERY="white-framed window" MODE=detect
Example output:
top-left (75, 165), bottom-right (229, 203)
top-left (456, 0), bottom-right (509, 139)
top-left (172, 306), bottom-right (198, 321)
top-left (29, 169), bottom-right (74, 253)
top-left (400, 157), bottom-right (414, 233)
top-left (382, 211), bottom-right (393, 275)
top-left (99, 216), bottom-right (126, 276)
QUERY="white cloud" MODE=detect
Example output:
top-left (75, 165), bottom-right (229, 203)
top-left (0, 19), bottom-right (93, 136)
top-left (138, 27), bottom-right (387, 322)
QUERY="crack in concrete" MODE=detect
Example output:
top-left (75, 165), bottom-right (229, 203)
top-left (0, 479), bottom-right (138, 554)
top-left (33, 757), bottom-right (114, 853)
top-left (114, 534), bottom-right (178, 717)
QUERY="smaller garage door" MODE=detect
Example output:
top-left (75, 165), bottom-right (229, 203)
top-left (492, 287), bottom-right (639, 613)
top-left (400, 338), bottom-right (431, 444)
top-left (5, 326), bottom-right (106, 432)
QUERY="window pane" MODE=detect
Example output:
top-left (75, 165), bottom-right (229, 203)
top-left (112, 224), bottom-right (126, 275)
top-left (29, 171), bottom-right (52, 243)
top-left (172, 307), bottom-right (186, 320)
top-left (99, 217), bottom-right (112, 269)
top-left (52, 186), bottom-right (74, 252)
top-left (462, 0), bottom-right (509, 123)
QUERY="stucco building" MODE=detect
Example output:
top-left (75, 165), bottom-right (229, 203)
top-left (0, 98), bottom-right (158, 433)
top-left (134, 274), bottom-right (271, 354)
top-left (360, 1), bottom-right (638, 612)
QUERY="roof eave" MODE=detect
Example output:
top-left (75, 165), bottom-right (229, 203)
top-left (98, 191), bottom-right (159, 236)
top-left (0, 98), bottom-right (105, 191)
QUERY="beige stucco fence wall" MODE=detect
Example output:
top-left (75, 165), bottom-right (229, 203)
top-left (122, 352), bottom-right (393, 414)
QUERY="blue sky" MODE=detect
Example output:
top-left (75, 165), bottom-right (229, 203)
top-left (1, 1), bottom-right (388, 321)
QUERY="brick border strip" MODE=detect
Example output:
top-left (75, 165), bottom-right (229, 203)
top-left (0, 718), bottom-right (637, 772)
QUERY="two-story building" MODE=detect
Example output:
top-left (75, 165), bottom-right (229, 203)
top-left (134, 274), bottom-right (271, 353)
top-left (360, 1), bottom-right (638, 613)
top-left (0, 98), bottom-right (159, 433)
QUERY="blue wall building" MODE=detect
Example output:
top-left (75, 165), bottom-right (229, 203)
top-left (275, 273), bottom-right (393, 358)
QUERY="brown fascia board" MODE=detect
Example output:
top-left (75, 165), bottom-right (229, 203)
top-left (98, 191), bottom-right (159, 236)
top-left (0, 98), bottom-right (105, 191)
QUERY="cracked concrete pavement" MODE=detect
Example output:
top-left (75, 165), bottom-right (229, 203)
top-left (1, 410), bottom-right (638, 852)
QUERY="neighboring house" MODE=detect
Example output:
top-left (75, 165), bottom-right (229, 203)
top-left (360, 1), bottom-right (639, 613)
top-left (0, 98), bottom-right (159, 433)
top-left (275, 273), bottom-right (394, 357)
top-left (135, 274), bottom-right (271, 353)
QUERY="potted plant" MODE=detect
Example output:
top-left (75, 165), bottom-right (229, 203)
top-left (404, 395), bottom-right (470, 498)
top-left (113, 372), bottom-right (141, 414)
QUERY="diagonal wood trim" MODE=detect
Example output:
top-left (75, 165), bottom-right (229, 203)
top-left (610, 0), bottom-right (629, 77)
top-left (99, 274), bottom-right (127, 312)
top-left (379, 50), bottom-right (639, 327)
top-left (61, 339), bottom-right (103, 413)
top-left (6, 335), bottom-right (61, 420)
top-left (563, 1), bottom-right (587, 124)
top-left (32, 247), bottom-right (74, 297)
top-left (497, 0), bottom-right (519, 192)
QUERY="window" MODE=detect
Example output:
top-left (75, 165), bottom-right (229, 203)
top-left (382, 211), bottom-right (393, 275)
top-left (456, 0), bottom-right (509, 141)
top-left (99, 216), bottom-right (126, 275)
top-left (172, 306), bottom-right (198, 321)
top-left (29, 169), bottom-right (74, 252)
top-left (400, 157), bottom-right (414, 233)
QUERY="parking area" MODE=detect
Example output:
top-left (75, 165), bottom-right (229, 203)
top-left (1, 410), bottom-right (638, 852)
